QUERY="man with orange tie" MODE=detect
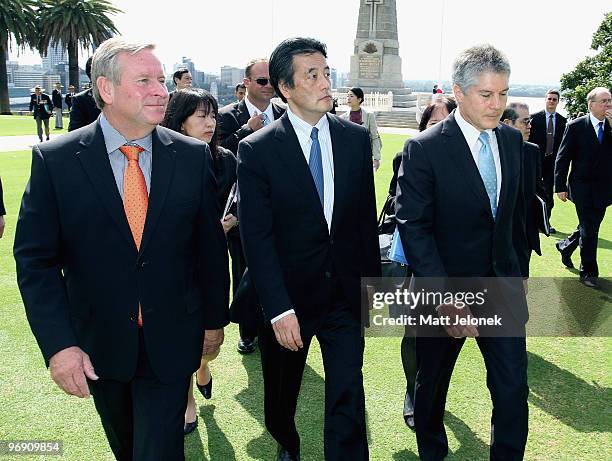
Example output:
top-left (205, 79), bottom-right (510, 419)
top-left (14, 37), bottom-right (229, 460)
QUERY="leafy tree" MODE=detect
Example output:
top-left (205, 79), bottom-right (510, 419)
top-left (561, 12), bottom-right (612, 117)
top-left (37, 0), bottom-right (121, 91)
top-left (0, 0), bottom-right (38, 114)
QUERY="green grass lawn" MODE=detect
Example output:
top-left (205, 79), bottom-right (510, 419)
top-left (0, 135), bottom-right (610, 461)
top-left (0, 114), bottom-right (70, 136)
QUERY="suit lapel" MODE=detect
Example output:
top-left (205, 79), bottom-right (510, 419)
top-left (236, 100), bottom-right (250, 126)
top-left (328, 115), bottom-right (347, 236)
top-left (494, 125), bottom-right (511, 223)
top-left (139, 127), bottom-right (176, 255)
top-left (273, 114), bottom-right (326, 221)
top-left (76, 121), bottom-right (137, 251)
top-left (442, 113), bottom-right (494, 221)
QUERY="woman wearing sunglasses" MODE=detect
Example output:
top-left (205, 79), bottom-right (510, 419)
top-left (162, 88), bottom-right (238, 435)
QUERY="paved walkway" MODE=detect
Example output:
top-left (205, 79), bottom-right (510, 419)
top-left (0, 133), bottom-right (67, 153)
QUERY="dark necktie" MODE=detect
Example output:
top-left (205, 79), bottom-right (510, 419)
top-left (309, 127), bottom-right (324, 206)
top-left (545, 113), bottom-right (554, 155)
top-left (597, 121), bottom-right (604, 144)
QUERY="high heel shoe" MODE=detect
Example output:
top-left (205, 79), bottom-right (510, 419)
top-left (196, 375), bottom-right (213, 399)
top-left (184, 415), bottom-right (198, 435)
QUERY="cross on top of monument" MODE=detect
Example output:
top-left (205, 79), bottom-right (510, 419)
top-left (365, 0), bottom-right (384, 36)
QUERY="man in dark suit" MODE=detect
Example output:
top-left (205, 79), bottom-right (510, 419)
top-left (528, 89), bottom-right (567, 232)
top-left (396, 45), bottom-right (529, 461)
top-left (554, 87), bottom-right (612, 288)
top-left (65, 84), bottom-right (76, 111)
top-left (503, 102), bottom-right (545, 266)
top-left (51, 82), bottom-right (64, 129)
top-left (29, 85), bottom-right (53, 142)
top-left (14, 38), bottom-right (229, 461)
top-left (219, 57), bottom-right (285, 354)
top-left (167, 68), bottom-right (192, 101)
top-left (237, 37), bottom-right (380, 461)
top-left (68, 57), bottom-right (101, 131)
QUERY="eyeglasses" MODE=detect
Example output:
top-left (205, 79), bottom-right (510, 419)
top-left (594, 98), bottom-right (612, 104)
top-left (251, 78), bottom-right (270, 86)
top-left (519, 117), bottom-right (531, 125)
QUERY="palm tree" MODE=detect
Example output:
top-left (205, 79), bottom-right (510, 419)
top-left (0, 0), bottom-right (38, 114)
top-left (37, 0), bottom-right (121, 91)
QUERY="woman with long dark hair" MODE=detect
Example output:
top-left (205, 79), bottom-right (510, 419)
top-left (162, 88), bottom-right (238, 435)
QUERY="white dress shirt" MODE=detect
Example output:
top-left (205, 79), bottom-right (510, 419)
top-left (244, 96), bottom-right (275, 124)
top-left (589, 112), bottom-right (606, 138)
top-left (454, 108), bottom-right (502, 205)
top-left (270, 107), bottom-right (335, 324)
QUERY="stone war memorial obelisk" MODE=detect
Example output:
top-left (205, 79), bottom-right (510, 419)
top-left (346, 0), bottom-right (418, 121)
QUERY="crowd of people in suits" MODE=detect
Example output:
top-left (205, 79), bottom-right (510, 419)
top-left (7, 33), bottom-right (610, 461)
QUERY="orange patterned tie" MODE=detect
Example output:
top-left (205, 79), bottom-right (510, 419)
top-left (119, 144), bottom-right (147, 326)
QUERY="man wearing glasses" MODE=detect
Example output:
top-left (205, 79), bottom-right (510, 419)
top-left (502, 102), bottom-right (545, 270)
top-left (528, 89), bottom-right (567, 232)
top-left (554, 87), bottom-right (612, 288)
top-left (218, 58), bottom-right (285, 355)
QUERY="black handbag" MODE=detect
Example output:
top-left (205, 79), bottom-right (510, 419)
top-left (377, 195), bottom-right (411, 317)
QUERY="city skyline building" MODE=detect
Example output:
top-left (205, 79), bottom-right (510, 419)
top-left (42, 41), bottom-right (68, 71)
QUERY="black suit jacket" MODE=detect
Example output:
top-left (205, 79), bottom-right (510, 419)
top-left (14, 122), bottom-right (229, 383)
top-left (237, 113), bottom-right (380, 336)
top-left (554, 115), bottom-right (612, 209)
top-left (51, 89), bottom-right (63, 109)
top-left (29, 93), bottom-right (52, 119)
top-left (68, 89), bottom-right (101, 131)
top-left (523, 141), bottom-right (544, 258)
top-left (218, 99), bottom-right (285, 154)
top-left (396, 112), bottom-right (529, 323)
top-left (528, 110), bottom-right (567, 159)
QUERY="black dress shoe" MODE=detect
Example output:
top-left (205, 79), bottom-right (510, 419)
top-left (555, 241), bottom-right (574, 269)
top-left (403, 390), bottom-right (415, 431)
top-left (549, 226), bottom-right (557, 234)
top-left (277, 445), bottom-right (300, 461)
top-left (237, 337), bottom-right (257, 354)
top-left (580, 275), bottom-right (599, 289)
top-left (196, 375), bottom-right (213, 399)
top-left (184, 416), bottom-right (198, 435)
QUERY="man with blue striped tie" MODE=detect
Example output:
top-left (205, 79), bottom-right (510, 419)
top-left (237, 37), bottom-right (380, 461)
top-left (396, 44), bottom-right (530, 460)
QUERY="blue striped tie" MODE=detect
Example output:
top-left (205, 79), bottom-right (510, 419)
top-left (597, 121), bottom-right (604, 144)
top-left (478, 132), bottom-right (497, 218)
top-left (261, 112), bottom-right (270, 126)
top-left (309, 127), bottom-right (324, 206)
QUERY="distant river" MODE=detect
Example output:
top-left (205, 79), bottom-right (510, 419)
top-left (507, 95), bottom-right (567, 117)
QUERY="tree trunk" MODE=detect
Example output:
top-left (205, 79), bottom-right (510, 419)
top-left (68, 39), bottom-right (80, 91)
top-left (0, 40), bottom-right (11, 115)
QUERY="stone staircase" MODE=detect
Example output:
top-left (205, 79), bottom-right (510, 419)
top-left (375, 110), bottom-right (419, 129)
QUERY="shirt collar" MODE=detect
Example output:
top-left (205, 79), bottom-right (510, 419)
top-left (545, 111), bottom-right (556, 118)
top-left (244, 96), bottom-right (272, 118)
top-left (286, 106), bottom-right (329, 139)
top-left (99, 113), bottom-right (153, 155)
top-left (455, 108), bottom-right (494, 150)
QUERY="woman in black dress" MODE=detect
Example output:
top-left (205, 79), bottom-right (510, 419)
top-left (162, 88), bottom-right (238, 434)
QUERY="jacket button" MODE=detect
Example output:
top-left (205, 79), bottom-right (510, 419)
top-left (139, 261), bottom-right (147, 268)
top-left (325, 271), bottom-right (332, 279)
top-left (129, 314), bottom-right (136, 322)
top-left (329, 238), bottom-right (334, 245)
